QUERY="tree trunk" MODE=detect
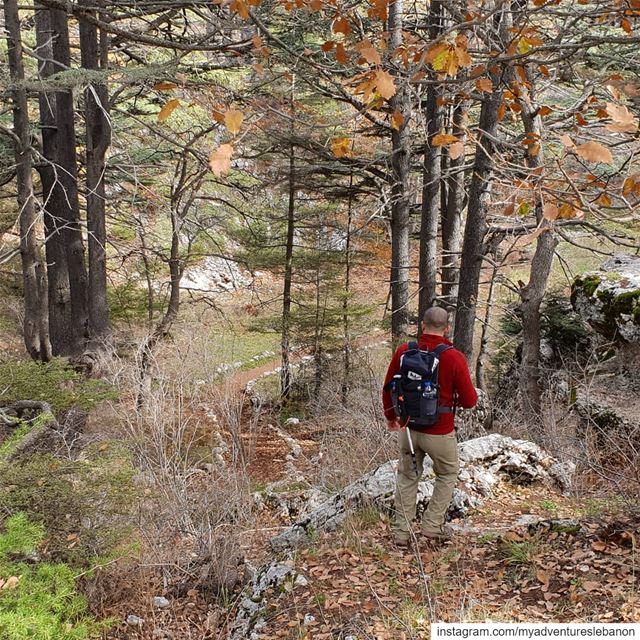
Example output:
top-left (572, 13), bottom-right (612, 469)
top-left (475, 257), bottom-right (498, 392)
top-left (341, 169), bottom-right (354, 406)
top-left (4, 0), bottom-right (51, 361)
top-left (281, 75), bottom-right (296, 399)
top-left (80, 1), bottom-right (111, 348)
top-left (516, 78), bottom-right (558, 427)
top-left (35, 3), bottom-right (89, 356)
top-left (417, 0), bottom-right (443, 331)
top-left (441, 99), bottom-right (467, 314)
top-left (454, 80), bottom-right (503, 362)
top-left (388, 0), bottom-right (411, 341)
top-left (34, 4), bottom-right (72, 355)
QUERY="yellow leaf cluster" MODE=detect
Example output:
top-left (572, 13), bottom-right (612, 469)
top-left (425, 36), bottom-right (472, 77)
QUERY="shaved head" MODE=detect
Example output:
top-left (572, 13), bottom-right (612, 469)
top-left (423, 306), bottom-right (450, 332)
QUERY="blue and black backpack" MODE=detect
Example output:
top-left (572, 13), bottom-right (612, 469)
top-left (388, 342), bottom-right (454, 427)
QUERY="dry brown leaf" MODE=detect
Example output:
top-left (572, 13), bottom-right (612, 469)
top-left (208, 144), bottom-right (234, 176)
top-left (559, 134), bottom-right (575, 148)
top-left (158, 98), bottom-right (180, 122)
top-left (357, 40), bottom-right (382, 66)
top-left (605, 102), bottom-right (638, 133)
top-left (543, 203), bottom-right (559, 221)
top-left (449, 141), bottom-right (464, 160)
top-left (374, 70), bottom-right (396, 99)
top-left (1, 576), bottom-right (19, 590)
top-left (575, 141), bottom-right (614, 164)
top-left (224, 109), bottom-right (244, 135)
top-left (476, 78), bottom-right (493, 93)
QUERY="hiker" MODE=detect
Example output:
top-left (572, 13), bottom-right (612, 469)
top-left (382, 306), bottom-right (478, 546)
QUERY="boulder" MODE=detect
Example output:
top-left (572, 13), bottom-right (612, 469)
top-left (571, 254), bottom-right (640, 343)
top-left (269, 434), bottom-right (573, 553)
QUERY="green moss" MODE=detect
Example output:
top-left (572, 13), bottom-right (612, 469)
top-left (610, 290), bottom-right (640, 321)
top-left (0, 359), bottom-right (116, 412)
top-left (581, 275), bottom-right (601, 298)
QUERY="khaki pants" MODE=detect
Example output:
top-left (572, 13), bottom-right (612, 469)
top-left (392, 429), bottom-right (459, 535)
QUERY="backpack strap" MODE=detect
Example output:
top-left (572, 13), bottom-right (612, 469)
top-left (432, 344), bottom-right (452, 357)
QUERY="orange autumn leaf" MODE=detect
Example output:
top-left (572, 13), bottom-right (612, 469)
top-left (321, 41), bottom-right (335, 52)
top-left (335, 42), bottom-right (348, 64)
top-left (153, 81), bottom-right (177, 91)
top-left (476, 78), bottom-right (493, 93)
top-left (331, 137), bottom-right (352, 158)
top-left (224, 109), bottom-right (244, 135)
top-left (230, 0), bottom-right (249, 19)
top-left (333, 16), bottom-right (350, 35)
top-left (391, 110), bottom-right (405, 130)
top-left (575, 141), bottom-right (614, 164)
top-left (158, 98), bottom-right (180, 122)
top-left (432, 133), bottom-right (458, 146)
top-left (209, 144), bottom-right (234, 176)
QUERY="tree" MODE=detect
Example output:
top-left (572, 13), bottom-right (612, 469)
top-left (4, 0), bottom-right (50, 361)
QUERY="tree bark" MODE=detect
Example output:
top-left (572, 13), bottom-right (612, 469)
top-left (35, 3), bottom-right (89, 356)
top-left (80, 1), bottom-right (111, 348)
top-left (281, 75), bottom-right (296, 399)
top-left (454, 79), bottom-right (503, 362)
top-left (388, 0), bottom-right (411, 341)
top-left (4, 0), bottom-right (51, 361)
top-left (441, 99), bottom-right (467, 314)
top-left (516, 79), bottom-right (558, 426)
top-left (417, 0), bottom-right (443, 331)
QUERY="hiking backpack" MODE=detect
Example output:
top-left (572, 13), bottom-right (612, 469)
top-left (388, 342), bottom-right (454, 427)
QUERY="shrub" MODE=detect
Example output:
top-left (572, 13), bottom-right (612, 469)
top-left (0, 513), bottom-right (104, 640)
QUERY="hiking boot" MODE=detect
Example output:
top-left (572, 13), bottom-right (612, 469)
top-left (391, 530), bottom-right (411, 548)
top-left (421, 524), bottom-right (453, 543)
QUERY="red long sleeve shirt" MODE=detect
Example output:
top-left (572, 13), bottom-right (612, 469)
top-left (382, 334), bottom-right (478, 435)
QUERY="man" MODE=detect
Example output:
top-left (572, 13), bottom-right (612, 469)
top-left (382, 306), bottom-right (478, 546)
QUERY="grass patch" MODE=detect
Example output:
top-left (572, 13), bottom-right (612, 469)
top-left (0, 513), bottom-right (106, 640)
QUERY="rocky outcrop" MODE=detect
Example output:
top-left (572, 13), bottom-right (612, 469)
top-left (232, 435), bottom-right (573, 639)
top-left (269, 434), bottom-right (573, 553)
top-left (571, 254), bottom-right (640, 343)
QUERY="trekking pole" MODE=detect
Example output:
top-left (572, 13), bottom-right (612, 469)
top-left (405, 425), bottom-right (418, 478)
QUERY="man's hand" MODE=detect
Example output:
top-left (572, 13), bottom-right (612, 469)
top-left (387, 417), bottom-right (403, 432)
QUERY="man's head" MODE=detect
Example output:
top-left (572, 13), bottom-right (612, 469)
top-left (421, 306), bottom-right (450, 337)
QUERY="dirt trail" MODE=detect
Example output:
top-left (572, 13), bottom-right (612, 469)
top-left (228, 330), bottom-right (391, 391)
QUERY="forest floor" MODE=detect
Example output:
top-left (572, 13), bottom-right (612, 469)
top-left (102, 469), bottom-right (639, 639)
